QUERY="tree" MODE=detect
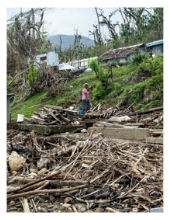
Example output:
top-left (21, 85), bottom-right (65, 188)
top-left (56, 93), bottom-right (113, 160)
top-left (89, 8), bottom-right (103, 47)
top-left (88, 59), bottom-right (99, 79)
top-left (7, 8), bottom-right (49, 75)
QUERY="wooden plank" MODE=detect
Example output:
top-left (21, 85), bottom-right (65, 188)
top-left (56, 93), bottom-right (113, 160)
top-left (22, 198), bottom-right (30, 212)
top-left (128, 106), bottom-right (163, 116)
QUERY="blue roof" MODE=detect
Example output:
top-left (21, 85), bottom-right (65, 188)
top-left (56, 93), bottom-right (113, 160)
top-left (146, 40), bottom-right (163, 47)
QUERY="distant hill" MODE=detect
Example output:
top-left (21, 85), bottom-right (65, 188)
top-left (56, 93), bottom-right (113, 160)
top-left (47, 34), bottom-right (95, 50)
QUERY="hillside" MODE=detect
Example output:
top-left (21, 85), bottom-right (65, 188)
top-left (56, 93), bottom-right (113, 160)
top-left (9, 54), bottom-right (163, 122)
top-left (47, 34), bottom-right (95, 50)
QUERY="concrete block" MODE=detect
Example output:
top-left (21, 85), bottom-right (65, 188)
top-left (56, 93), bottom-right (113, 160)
top-left (88, 127), bottom-right (150, 140)
top-left (150, 207), bottom-right (163, 212)
top-left (145, 137), bottom-right (163, 145)
top-left (17, 123), bottom-right (86, 135)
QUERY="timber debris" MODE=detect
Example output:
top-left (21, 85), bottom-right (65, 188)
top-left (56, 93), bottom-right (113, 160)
top-left (7, 128), bottom-right (163, 213)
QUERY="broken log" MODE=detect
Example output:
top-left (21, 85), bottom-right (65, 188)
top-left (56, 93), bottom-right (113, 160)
top-left (106, 207), bottom-right (120, 213)
top-left (21, 198), bottom-right (30, 213)
top-left (7, 184), bottom-right (88, 200)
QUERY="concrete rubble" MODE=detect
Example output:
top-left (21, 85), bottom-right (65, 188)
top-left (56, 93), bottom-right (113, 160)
top-left (7, 104), bottom-right (163, 213)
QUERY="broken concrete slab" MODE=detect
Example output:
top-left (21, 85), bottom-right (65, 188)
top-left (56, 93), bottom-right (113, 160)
top-left (145, 137), bottom-right (163, 145)
top-left (8, 123), bottom-right (86, 135)
top-left (150, 207), bottom-right (163, 212)
top-left (88, 127), bottom-right (150, 140)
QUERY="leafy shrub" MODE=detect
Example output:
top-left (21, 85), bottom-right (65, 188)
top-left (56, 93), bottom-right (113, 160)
top-left (139, 54), bottom-right (163, 75)
top-left (147, 75), bottom-right (163, 90)
top-left (28, 65), bottom-right (40, 87)
top-left (88, 59), bottom-right (99, 78)
top-left (131, 54), bottom-right (146, 65)
top-left (130, 82), bottom-right (146, 102)
top-left (92, 81), bottom-right (107, 99)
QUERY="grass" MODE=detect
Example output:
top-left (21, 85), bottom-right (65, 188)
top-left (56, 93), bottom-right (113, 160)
top-left (10, 58), bottom-right (163, 121)
top-left (11, 71), bottom-right (98, 121)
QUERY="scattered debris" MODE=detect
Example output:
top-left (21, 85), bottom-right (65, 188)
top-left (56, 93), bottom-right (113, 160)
top-left (7, 128), bottom-right (163, 213)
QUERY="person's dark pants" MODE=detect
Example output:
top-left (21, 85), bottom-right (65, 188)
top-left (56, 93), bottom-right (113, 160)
top-left (82, 99), bottom-right (90, 113)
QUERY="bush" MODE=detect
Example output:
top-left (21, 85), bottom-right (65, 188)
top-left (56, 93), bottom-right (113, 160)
top-left (130, 82), bottom-right (146, 102)
top-left (92, 81), bottom-right (107, 99)
top-left (131, 54), bottom-right (146, 65)
top-left (147, 75), bottom-right (163, 90)
top-left (28, 65), bottom-right (40, 88)
top-left (88, 59), bottom-right (99, 78)
top-left (139, 54), bottom-right (163, 75)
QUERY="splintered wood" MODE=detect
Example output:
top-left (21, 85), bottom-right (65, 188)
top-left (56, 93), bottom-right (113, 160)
top-left (7, 129), bottom-right (163, 213)
top-left (23, 105), bottom-right (80, 125)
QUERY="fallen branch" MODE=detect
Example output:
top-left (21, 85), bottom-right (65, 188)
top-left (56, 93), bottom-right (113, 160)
top-left (21, 198), bottom-right (30, 213)
top-left (7, 184), bottom-right (88, 200)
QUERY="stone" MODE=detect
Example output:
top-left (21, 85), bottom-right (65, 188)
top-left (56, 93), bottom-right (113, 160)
top-left (150, 207), bottom-right (163, 212)
top-left (74, 121), bottom-right (80, 125)
top-left (88, 127), bottom-right (150, 140)
top-left (145, 137), bottom-right (163, 145)
top-left (108, 115), bottom-right (131, 122)
top-left (8, 151), bottom-right (26, 171)
top-left (95, 207), bottom-right (104, 212)
top-left (59, 203), bottom-right (72, 212)
top-left (41, 208), bottom-right (47, 212)
top-left (52, 205), bottom-right (60, 210)
top-left (81, 129), bottom-right (87, 133)
top-left (37, 157), bottom-right (50, 169)
top-left (75, 203), bottom-right (87, 212)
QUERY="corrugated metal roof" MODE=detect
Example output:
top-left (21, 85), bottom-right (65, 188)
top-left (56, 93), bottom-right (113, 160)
top-left (146, 40), bottom-right (163, 47)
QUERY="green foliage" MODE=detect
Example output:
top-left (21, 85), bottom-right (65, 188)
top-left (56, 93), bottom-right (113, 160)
top-left (11, 50), bottom-right (163, 121)
top-left (147, 75), bottom-right (163, 90)
top-left (139, 54), bottom-right (163, 75)
top-left (130, 82), bottom-right (146, 102)
top-left (131, 54), bottom-right (146, 65)
top-left (88, 59), bottom-right (99, 78)
top-left (98, 68), bottom-right (105, 81)
top-left (92, 81), bottom-right (107, 99)
top-left (7, 76), bottom-right (13, 93)
top-left (28, 65), bottom-right (40, 87)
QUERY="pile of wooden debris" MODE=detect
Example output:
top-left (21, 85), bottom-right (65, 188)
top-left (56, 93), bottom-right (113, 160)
top-left (23, 105), bottom-right (81, 125)
top-left (7, 129), bottom-right (163, 213)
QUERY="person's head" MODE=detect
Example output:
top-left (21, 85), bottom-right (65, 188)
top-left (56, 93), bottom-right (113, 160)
top-left (84, 83), bottom-right (88, 89)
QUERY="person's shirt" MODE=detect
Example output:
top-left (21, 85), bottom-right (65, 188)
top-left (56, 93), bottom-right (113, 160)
top-left (82, 88), bottom-right (90, 100)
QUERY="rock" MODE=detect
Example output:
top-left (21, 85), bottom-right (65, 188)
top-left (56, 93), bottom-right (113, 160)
top-left (37, 157), bottom-right (50, 170)
top-left (64, 197), bottom-right (72, 203)
top-left (95, 207), bottom-right (104, 212)
top-left (52, 205), bottom-right (60, 211)
top-left (41, 208), bottom-right (47, 212)
top-left (62, 203), bottom-right (72, 208)
top-left (108, 115), bottom-right (131, 123)
top-left (28, 172), bottom-right (38, 179)
top-left (74, 121), bottom-right (80, 125)
top-left (59, 203), bottom-right (72, 212)
top-left (30, 168), bottom-right (38, 173)
top-left (81, 129), bottom-right (87, 133)
top-left (150, 207), bottom-right (163, 212)
top-left (8, 151), bottom-right (26, 171)
top-left (75, 203), bottom-right (87, 212)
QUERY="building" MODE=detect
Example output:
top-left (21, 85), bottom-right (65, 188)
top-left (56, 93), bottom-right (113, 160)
top-left (34, 51), bottom-right (59, 68)
top-left (98, 44), bottom-right (145, 64)
top-left (68, 57), bottom-right (98, 69)
top-left (146, 40), bottom-right (163, 57)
